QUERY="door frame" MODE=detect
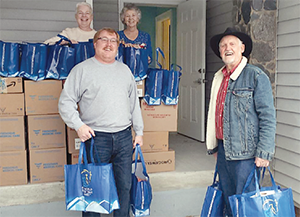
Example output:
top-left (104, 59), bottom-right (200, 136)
top-left (155, 10), bottom-right (173, 69)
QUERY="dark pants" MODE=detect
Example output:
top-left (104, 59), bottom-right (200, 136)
top-left (217, 140), bottom-right (257, 217)
top-left (82, 126), bottom-right (133, 217)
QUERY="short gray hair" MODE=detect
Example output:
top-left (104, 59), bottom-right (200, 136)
top-left (120, 3), bottom-right (141, 25)
top-left (76, 2), bottom-right (93, 15)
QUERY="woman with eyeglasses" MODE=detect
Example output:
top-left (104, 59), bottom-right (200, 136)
top-left (117, 3), bottom-right (152, 81)
top-left (44, 2), bottom-right (96, 45)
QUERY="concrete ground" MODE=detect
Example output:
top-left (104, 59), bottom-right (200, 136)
top-left (0, 133), bottom-right (215, 217)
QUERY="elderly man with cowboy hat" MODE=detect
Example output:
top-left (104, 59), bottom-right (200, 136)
top-left (206, 27), bottom-right (276, 216)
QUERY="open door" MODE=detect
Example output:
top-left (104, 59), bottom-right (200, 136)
top-left (177, 0), bottom-right (206, 142)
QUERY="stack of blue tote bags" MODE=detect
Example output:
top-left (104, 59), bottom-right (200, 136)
top-left (0, 35), bottom-right (95, 81)
top-left (144, 47), bottom-right (182, 106)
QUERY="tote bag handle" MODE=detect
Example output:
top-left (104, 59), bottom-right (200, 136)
top-left (78, 136), bottom-right (100, 165)
top-left (243, 166), bottom-right (278, 195)
top-left (212, 164), bottom-right (219, 185)
top-left (155, 47), bottom-right (165, 69)
top-left (133, 144), bottom-right (148, 176)
top-left (89, 137), bottom-right (103, 164)
top-left (78, 140), bottom-right (89, 165)
top-left (57, 34), bottom-right (72, 46)
top-left (170, 63), bottom-right (182, 74)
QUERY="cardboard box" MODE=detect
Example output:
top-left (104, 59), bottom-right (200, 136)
top-left (141, 99), bottom-right (178, 132)
top-left (67, 127), bottom-right (81, 154)
top-left (132, 130), bottom-right (169, 152)
top-left (143, 131), bottom-right (169, 152)
top-left (70, 152), bottom-right (80, 164)
top-left (29, 148), bottom-right (66, 184)
top-left (0, 116), bottom-right (25, 151)
top-left (134, 149), bottom-right (175, 173)
top-left (24, 80), bottom-right (62, 115)
top-left (0, 93), bottom-right (24, 116)
top-left (27, 114), bottom-right (66, 150)
top-left (136, 80), bottom-right (145, 97)
top-left (0, 150), bottom-right (27, 186)
top-left (0, 77), bottom-right (23, 93)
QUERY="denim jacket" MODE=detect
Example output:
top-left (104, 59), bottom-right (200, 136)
top-left (206, 57), bottom-right (276, 161)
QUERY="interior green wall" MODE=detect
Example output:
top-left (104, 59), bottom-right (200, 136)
top-left (138, 6), bottom-right (177, 68)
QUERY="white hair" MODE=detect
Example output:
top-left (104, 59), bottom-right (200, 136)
top-left (120, 3), bottom-right (142, 25)
top-left (76, 2), bottom-right (93, 15)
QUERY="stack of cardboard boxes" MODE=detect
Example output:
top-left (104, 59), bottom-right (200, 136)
top-left (135, 81), bottom-right (177, 173)
top-left (0, 77), bottom-right (27, 186)
top-left (0, 78), bottom-right (67, 186)
top-left (24, 80), bottom-right (66, 184)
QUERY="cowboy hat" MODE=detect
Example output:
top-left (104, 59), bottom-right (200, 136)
top-left (210, 27), bottom-right (252, 58)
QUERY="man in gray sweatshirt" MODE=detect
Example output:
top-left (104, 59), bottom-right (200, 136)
top-left (59, 27), bottom-right (143, 217)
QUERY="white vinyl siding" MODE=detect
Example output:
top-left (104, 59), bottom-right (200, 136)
top-left (93, 0), bottom-right (118, 31)
top-left (0, 0), bottom-right (82, 43)
top-left (205, 0), bottom-right (233, 115)
top-left (275, 0), bottom-right (300, 207)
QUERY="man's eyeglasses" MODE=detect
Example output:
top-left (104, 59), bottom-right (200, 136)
top-left (97, 37), bottom-right (118, 44)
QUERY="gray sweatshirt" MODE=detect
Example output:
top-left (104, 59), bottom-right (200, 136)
top-left (58, 57), bottom-right (143, 136)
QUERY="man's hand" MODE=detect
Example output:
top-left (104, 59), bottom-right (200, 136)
top-left (76, 124), bottom-right (95, 142)
top-left (133, 135), bottom-right (143, 148)
top-left (255, 157), bottom-right (270, 167)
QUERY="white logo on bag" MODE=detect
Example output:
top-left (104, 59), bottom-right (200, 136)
top-left (263, 199), bottom-right (278, 216)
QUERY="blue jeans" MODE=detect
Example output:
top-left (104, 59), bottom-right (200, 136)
top-left (82, 126), bottom-right (133, 217)
top-left (217, 140), bottom-right (257, 217)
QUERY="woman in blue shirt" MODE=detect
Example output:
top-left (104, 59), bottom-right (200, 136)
top-left (118, 3), bottom-right (152, 81)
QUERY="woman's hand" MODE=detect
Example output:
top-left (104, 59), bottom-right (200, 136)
top-left (59, 39), bottom-right (78, 45)
top-left (59, 40), bottom-right (70, 45)
top-left (70, 39), bottom-right (79, 44)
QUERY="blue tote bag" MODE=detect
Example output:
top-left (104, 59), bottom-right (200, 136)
top-left (144, 48), bottom-right (165, 105)
top-left (72, 38), bottom-right (95, 65)
top-left (229, 166), bottom-right (295, 217)
top-left (0, 40), bottom-right (20, 77)
top-left (45, 35), bottom-right (75, 80)
top-left (64, 138), bottom-right (120, 214)
top-left (200, 167), bottom-right (224, 217)
top-left (161, 64), bottom-right (182, 105)
top-left (118, 43), bottom-right (149, 81)
top-left (19, 42), bottom-right (48, 81)
top-left (131, 144), bottom-right (152, 217)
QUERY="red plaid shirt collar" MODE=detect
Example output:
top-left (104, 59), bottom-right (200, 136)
top-left (215, 61), bottom-right (240, 140)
